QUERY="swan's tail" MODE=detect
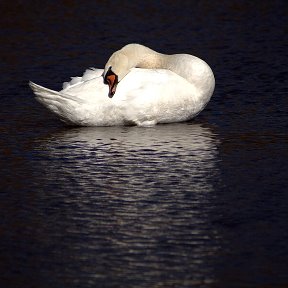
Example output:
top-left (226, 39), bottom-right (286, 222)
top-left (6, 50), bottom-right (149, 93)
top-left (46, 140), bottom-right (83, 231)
top-left (29, 81), bottom-right (85, 124)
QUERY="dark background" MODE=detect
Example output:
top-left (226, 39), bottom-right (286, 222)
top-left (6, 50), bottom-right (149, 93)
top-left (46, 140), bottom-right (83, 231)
top-left (0, 1), bottom-right (287, 287)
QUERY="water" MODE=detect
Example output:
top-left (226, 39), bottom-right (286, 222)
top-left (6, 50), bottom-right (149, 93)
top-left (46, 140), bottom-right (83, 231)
top-left (1, 1), bottom-right (287, 287)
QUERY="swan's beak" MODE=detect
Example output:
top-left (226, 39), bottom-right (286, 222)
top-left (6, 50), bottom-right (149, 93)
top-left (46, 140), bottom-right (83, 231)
top-left (106, 74), bottom-right (118, 98)
top-left (103, 67), bottom-right (119, 98)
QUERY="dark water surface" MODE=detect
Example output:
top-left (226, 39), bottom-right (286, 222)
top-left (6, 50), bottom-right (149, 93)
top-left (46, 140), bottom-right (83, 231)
top-left (1, 1), bottom-right (287, 287)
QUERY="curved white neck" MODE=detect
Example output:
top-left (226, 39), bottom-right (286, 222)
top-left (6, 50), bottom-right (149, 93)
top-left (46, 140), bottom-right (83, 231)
top-left (119, 44), bottom-right (215, 96)
top-left (118, 44), bottom-right (170, 70)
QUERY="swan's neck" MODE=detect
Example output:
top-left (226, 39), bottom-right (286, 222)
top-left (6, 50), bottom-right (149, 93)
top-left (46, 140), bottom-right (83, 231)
top-left (120, 44), bottom-right (167, 70)
top-left (121, 44), bottom-right (214, 93)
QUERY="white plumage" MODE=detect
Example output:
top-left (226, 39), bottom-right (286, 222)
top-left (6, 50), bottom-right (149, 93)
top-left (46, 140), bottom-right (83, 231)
top-left (30, 44), bottom-right (215, 126)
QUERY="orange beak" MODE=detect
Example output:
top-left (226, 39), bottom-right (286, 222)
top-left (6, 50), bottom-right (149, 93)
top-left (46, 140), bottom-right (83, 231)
top-left (104, 67), bottom-right (119, 98)
top-left (106, 74), bottom-right (118, 98)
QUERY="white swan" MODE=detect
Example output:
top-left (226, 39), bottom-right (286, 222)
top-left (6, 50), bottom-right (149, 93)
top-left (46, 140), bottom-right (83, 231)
top-left (29, 44), bottom-right (215, 126)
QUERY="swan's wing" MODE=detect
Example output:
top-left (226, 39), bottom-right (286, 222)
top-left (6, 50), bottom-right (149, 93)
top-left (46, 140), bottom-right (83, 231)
top-left (29, 81), bottom-right (91, 125)
top-left (29, 67), bottom-right (204, 127)
top-left (62, 68), bottom-right (104, 90)
top-left (116, 69), bottom-right (201, 125)
top-left (29, 80), bottom-right (124, 126)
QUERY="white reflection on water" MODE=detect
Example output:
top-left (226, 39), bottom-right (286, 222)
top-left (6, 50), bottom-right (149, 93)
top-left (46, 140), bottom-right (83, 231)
top-left (37, 122), bottom-right (219, 194)
top-left (32, 122), bottom-right (221, 287)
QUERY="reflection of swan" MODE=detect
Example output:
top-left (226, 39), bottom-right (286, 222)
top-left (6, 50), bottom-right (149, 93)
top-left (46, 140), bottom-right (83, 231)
top-left (35, 123), bottom-right (220, 285)
top-left (37, 123), bottom-right (218, 193)
top-left (48, 123), bottom-right (216, 153)
top-left (30, 44), bottom-right (215, 126)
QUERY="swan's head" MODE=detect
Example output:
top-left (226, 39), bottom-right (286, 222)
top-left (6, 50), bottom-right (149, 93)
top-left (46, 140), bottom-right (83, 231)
top-left (103, 52), bottom-right (130, 98)
top-left (103, 67), bottom-right (118, 98)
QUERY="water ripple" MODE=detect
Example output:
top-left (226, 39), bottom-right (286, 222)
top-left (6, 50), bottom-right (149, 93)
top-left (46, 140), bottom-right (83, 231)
top-left (3, 123), bottom-right (221, 287)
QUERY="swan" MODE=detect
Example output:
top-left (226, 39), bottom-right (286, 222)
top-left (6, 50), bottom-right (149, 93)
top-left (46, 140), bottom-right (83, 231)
top-left (29, 43), bottom-right (215, 126)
